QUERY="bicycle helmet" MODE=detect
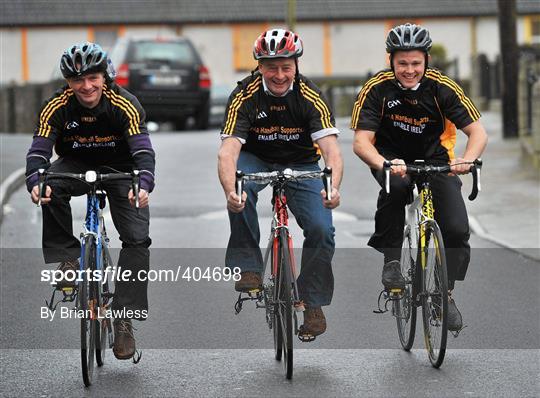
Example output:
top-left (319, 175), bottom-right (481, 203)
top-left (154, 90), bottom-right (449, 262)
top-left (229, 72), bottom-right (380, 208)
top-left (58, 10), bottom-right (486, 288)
top-left (60, 42), bottom-right (109, 78)
top-left (253, 28), bottom-right (303, 60)
top-left (386, 23), bottom-right (432, 53)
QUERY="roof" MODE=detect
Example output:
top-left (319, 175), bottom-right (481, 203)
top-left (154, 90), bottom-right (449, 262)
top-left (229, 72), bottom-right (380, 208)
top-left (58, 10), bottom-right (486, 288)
top-left (1, 0), bottom-right (540, 27)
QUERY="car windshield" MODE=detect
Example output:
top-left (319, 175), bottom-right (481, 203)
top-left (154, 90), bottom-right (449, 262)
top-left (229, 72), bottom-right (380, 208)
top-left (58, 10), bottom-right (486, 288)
top-left (133, 41), bottom-right (196, 63)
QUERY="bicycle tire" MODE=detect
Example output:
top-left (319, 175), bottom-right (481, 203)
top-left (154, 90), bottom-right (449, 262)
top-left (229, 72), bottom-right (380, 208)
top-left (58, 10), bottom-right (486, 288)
top-left (421, 221), bottom-right (448, 368)
top-left (80, 235), bottom-right (97, 386)
top-left (271, 233), bottom-right (283, 361)
top-left (96, 244), bottom-right (111, 366)
top-left (395, 226), bottom-right (417, 350)
top-left (273, 299), bottom-right (283, 361)
top-left (277, 229), bottom-right (293, 380)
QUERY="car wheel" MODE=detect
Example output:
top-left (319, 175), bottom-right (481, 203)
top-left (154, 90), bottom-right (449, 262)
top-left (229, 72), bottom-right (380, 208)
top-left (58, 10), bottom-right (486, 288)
top-left (194, 102), bottom-right (210, 130)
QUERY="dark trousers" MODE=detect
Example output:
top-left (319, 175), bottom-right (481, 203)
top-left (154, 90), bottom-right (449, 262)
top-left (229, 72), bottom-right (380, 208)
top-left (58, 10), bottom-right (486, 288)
top-left (42, 157), bottom-right (151, 316)
top-left (368, 169), bottom-right (470, 289)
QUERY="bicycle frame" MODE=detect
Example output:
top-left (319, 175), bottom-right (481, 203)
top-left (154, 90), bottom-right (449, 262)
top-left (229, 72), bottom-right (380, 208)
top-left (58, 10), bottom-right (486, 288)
top-left (80, 190), bottom-right (110, 320)
top-left (261, 184), bottom-right (302, 310)
top-left (406, 181), bottom-right (436, 273)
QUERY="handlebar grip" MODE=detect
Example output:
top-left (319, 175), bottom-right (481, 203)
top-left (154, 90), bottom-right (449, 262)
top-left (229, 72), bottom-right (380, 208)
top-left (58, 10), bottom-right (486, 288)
top-left (235, 170), bottom-right (244, 204)
top-left (37, 168), bottom-right (46, 207)
top-left (132, 170), bottom-right (140, 209)
top-left (321, 167), bottom-right (332, 201)
top-left (383, 161), bottom-right (392, 194)
top-left (467, 159), bottom-right (482, 201)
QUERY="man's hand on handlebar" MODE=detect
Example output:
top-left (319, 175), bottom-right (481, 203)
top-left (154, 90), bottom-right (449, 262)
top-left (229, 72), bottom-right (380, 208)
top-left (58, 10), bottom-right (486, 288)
top-left (388, 158), bottom-right (407, 177)
top-left (227, 191), bottom-right (247, 213)
top-left (450, 157), bottom-right (473, 175)
top-left (31, 185), bottom-right (51, 205)
top-left (321, 187), bottom-right (340, 209)
top-left (128, 188), bottom-right (149, 208)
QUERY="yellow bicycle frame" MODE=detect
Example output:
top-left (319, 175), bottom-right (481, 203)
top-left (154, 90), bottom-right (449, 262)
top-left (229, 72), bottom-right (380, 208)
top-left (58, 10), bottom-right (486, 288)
top-left (419, 186), bottom-right (435, 270)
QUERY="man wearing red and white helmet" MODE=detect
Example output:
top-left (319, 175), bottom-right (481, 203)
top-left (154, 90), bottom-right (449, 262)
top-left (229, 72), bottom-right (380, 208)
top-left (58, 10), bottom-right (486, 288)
top-left (218, 28), bottom-right (343, 341)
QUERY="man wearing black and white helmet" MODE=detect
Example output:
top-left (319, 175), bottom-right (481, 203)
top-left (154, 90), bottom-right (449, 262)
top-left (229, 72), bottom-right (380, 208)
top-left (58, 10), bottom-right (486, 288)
top-left (25, 42), bottom-right (155, 360)
top-left (351, 23), bottom-right (488, 332)
top-left (218, 28), bottom-right (343, 341)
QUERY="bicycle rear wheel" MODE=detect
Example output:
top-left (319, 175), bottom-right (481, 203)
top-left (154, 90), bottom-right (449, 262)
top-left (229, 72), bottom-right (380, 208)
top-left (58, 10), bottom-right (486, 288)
top-left (421, 221), bottom-right (448, 368)
top-left (80, 235), bottom-right (98, 386)
top-left (395, 226), bottom-right (417, 350)
top-left (275, 229), bottom-right (293, 379)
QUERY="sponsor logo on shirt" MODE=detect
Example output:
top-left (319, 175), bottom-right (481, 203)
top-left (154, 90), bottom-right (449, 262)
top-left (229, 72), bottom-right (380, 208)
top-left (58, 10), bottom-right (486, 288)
top-left (81, 116), bottom-right (97, 123)
top-left (389, 114), bottom-right (429, 134)
top-left (256, 111), bottom-right (268, 120)
top-left (387, 99), bottom-right (401, 109)
top-left (65, 121), bottom-right (79, 130)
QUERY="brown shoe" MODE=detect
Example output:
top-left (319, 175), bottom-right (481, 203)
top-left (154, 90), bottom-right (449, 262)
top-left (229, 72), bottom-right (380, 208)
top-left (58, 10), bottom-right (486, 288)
top-left (299, 307), bottom-right (326, 341)
top-left (54, 259), bottom-right (79, 289)
top-left (234, 271), bottom-right (262, 292)
top-left (113, 319), bottom-right (136, 360)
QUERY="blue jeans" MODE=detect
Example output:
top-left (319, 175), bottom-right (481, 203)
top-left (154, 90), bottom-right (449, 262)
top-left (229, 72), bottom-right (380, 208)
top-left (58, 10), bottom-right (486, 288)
top-left (226, 151), bottom-right (335, 307)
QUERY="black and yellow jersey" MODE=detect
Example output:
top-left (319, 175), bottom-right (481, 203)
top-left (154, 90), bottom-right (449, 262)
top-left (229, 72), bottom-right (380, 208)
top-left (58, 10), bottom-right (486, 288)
top-left (25, 83), bottom-right (155, 191)
top-left (350, 68), bottom-right (481, 164)
top-left (221, 72), bottom-right (339, 164)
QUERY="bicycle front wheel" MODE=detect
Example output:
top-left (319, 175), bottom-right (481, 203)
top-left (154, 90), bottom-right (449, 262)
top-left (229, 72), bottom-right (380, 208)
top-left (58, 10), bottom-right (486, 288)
top-left (421, 221), bottom-right (448, 368)
top-left (395, 226), bottom-right (417, 351)
top-left (275, 229), bottom-right (293, 379)
top-left (80, 235), bottom-right (98, 386)
top-left (96, 244), bottom-right (113, 367)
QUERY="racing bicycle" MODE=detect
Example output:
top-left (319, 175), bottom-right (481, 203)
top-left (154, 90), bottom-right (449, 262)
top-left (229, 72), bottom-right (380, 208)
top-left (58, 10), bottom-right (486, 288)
top-left (40, 168), bottom-right (141, 386)
top-left (376, 159), bottom-right (482, 368)
top-left (233, 167), bottom-right (332, 379)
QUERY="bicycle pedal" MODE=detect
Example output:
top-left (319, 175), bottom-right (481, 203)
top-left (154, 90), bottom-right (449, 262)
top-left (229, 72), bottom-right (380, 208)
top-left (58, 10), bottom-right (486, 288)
top-left (247, 289), bottom-right (261, 297)
top-left (298, 333), bottom-right (316, 343)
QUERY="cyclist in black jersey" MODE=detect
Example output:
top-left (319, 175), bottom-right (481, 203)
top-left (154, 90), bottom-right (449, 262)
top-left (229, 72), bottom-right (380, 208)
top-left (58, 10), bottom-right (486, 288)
top-left (218, 28), bottom-right (343, 339)
top-left (351, 23), bottom-right (487, 332)
top-left (25, 42), bottom-right (155, 359)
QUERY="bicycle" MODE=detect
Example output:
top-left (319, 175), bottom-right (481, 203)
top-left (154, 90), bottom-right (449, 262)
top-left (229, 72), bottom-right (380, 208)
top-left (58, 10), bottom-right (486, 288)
top-left (233, 167), bottom-right (332, 380)
top-left (39, 167), bottom-right (141, 386)
top-left (375, 159), bottom-right (482, 368)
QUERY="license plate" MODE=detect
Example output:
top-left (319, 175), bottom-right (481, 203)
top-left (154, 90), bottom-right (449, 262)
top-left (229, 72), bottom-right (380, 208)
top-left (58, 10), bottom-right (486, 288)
top-left (149, 74), bottom-right (181, 86)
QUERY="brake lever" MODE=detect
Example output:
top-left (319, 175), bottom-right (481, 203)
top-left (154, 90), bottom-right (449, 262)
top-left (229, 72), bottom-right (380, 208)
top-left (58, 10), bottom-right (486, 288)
top-left (321, 167), bottom-right (332, 200)
top-left (37, 168), bottom-right (46, 207)
top-left (468, 159), bottom-right (482, 201)
top-left (383, 161), bottom-right (392, 194)
top-left (132, 170), bottom-right (140, 210)
top-left (235, 170), bottom-right (244, 204)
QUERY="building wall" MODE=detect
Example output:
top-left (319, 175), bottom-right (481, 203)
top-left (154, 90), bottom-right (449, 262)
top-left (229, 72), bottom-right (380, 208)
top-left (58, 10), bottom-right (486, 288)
top-left (0, 29), bottom-right (22, 84)
top-left (476, 17), bottom-right (501, 61)
top-left (0, 16), bottom-right (535, 86)
top-left (123, 25), bottom-right (178, 38)
top-left (330, 21), bottom-right (387, 75)
top-left (182, 25), bottom-right (235, 87)
top-left (423, 18), bottom-right (473, 78)
top-left (27, 27), bottom-right (88, 82)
